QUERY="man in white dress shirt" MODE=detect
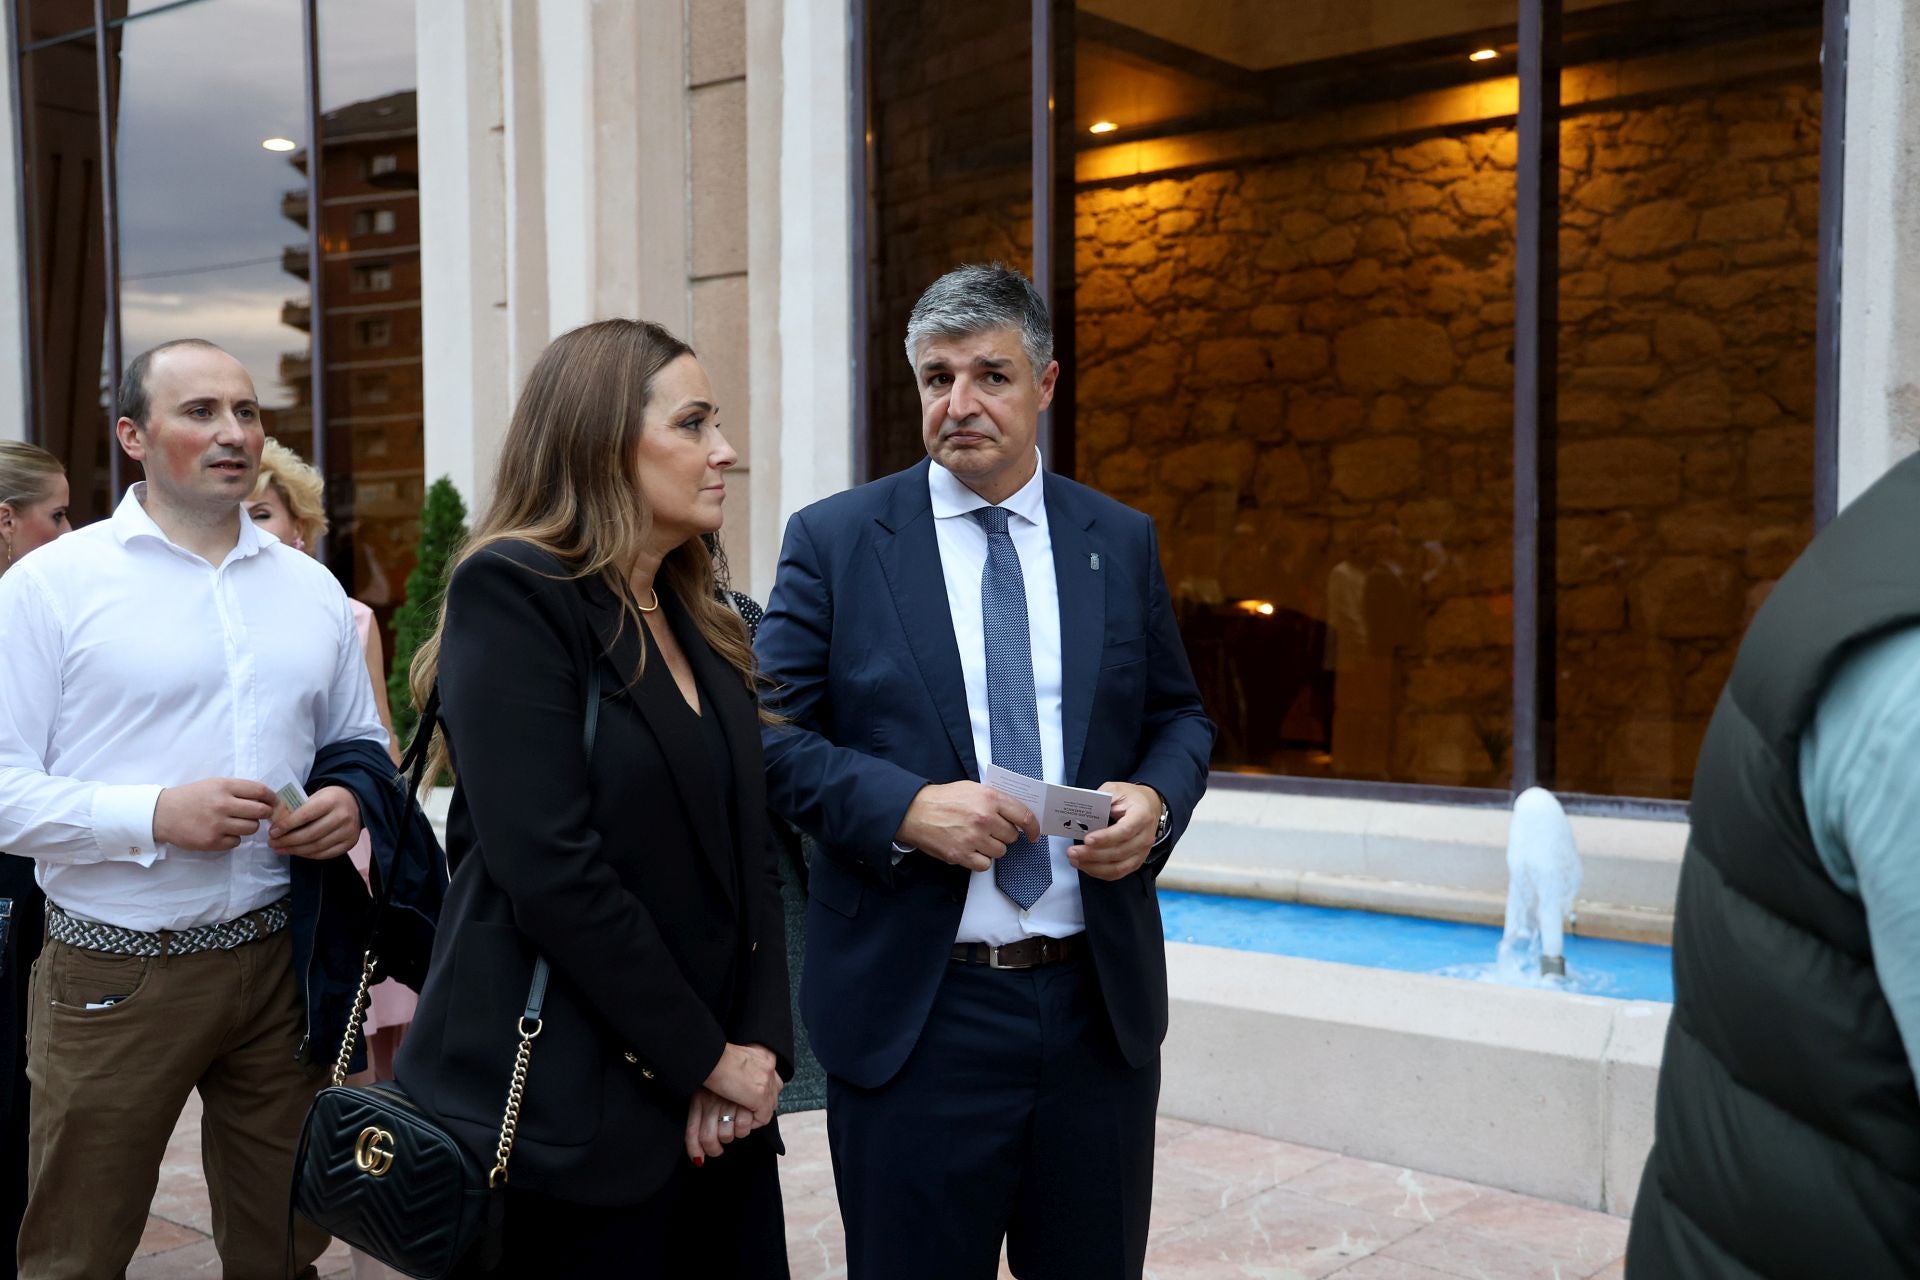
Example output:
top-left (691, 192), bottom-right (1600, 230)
top-left (755, 265), bottom-right (1215, 1278)
top-left (0, 340), bottom-right (384, 1278)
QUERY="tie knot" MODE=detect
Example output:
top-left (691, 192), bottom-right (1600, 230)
top-left (972, 506), bottom-right (1011, 535)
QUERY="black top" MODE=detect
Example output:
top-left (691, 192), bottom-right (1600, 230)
top-left (648, 621), bottom-right (740, 903)
top-left (1628, 453), bottom-right (1920, 1277)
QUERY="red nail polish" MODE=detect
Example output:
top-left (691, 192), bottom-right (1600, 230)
top-left (693, 1156), bottom-right (704, 1167)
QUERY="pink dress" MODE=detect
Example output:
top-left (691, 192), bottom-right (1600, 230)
top-left (347, 599), bottom-right (417, 1039)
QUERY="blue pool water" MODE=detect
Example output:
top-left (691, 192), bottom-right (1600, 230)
top-left (1159, 890), bottom-right (1674, 1003)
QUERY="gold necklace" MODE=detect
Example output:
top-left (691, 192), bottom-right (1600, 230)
top-left (637, 586), bottom-right (661, 613)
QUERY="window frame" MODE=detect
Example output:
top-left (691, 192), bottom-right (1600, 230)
top-left (350, 262), bottom-right (393, 292)
top-left (351, 206), bottom-right (396, 236)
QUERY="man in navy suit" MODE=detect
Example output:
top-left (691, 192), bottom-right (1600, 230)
top-left (756, 263), bottom-right (1215, 1278)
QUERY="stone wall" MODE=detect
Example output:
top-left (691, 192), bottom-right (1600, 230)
top-left (1075, 74), bottom-right (1820, 795)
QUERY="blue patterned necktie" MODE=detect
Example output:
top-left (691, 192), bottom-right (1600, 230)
top-left (972, 505), bottom-right (1051, 910)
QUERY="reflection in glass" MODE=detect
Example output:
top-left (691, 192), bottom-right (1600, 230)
top-left (315, 0), bottom-right (421, 636)
top-left (19, 39), bottom-right (113, 521)
top-left (1072, 0), bottom-right (1517, 786)
top-left (110, 1), bottom-right (310, 467)
top-left (863, 0), bottom-right (1034, 481)
top-left (17, 0), bottom-right (94, 48)
top-left (1550, 1), bottom-right (1822, 799)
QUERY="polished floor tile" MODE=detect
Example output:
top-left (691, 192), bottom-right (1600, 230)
top-left (126, 1095), bottom-right (1629, 1279)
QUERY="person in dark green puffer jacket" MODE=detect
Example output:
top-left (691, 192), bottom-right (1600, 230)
top-left (1628, 455), bottom-right (1920, 1277)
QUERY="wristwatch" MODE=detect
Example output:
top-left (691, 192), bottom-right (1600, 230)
top-left (1154, 801), bottom-right (1171, 845)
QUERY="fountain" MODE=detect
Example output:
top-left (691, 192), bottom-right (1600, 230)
top-left (1499, 786), bottom-right (1583, 978)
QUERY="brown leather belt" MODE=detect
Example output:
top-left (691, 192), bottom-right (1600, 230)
top-left (950, 935), bottom-right (1081, 970)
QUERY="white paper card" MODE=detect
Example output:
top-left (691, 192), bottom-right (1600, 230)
top-left (263, 763), bottom-right (309, 814)
top-left (982, 762), bottom-right (1114, 839)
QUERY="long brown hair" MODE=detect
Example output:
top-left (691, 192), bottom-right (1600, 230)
top-left (408, 319), bottom-right (766, 779)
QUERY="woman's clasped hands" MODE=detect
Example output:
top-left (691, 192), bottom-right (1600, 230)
top-left (685, 1042), bottom-right (781, 1166)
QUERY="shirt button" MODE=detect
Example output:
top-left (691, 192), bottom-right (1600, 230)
top-left (622, 1050), bottom-right (639, 1064)
top-left (750, 941), bottom-right (758, 952)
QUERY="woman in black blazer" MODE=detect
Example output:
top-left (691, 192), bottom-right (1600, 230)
top-left (395, 319), bottom-right (792, 1276)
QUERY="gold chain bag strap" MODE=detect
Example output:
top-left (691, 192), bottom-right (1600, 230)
top-left (291, 664), bottom-right (599, 1277)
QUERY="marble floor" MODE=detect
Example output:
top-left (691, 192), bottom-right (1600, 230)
top-left (127, 1095), bottom-right (1630, 1279)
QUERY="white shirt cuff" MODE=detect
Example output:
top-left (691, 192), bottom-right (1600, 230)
top-left (890, 841), bottom-right (915, 866)
top-left (91, 784), bottom-right (166, 866)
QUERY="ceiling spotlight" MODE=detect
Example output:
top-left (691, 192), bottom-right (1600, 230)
top-left (261, 137), bottom-right (297, 152)
top-left (1089, 120), bottom-right (1118, 135)
top-left (1469, 48), bottom-right (1498, 62)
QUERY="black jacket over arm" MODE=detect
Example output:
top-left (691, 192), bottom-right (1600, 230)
top-left (394, 541), bottom-right (792, 1206)
top-left (296, 736), bottom-right (444, 1075)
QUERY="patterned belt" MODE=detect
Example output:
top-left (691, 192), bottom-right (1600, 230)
top-left (950, 934), bottom-right (1081, 970)
top-left (46, 897), bottom-right (291, 958)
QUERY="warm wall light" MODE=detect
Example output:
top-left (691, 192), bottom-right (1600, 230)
top-left (1469, 48), bottom-right (1498, 62)
top-left (261, 137), bottom-right (297, 152)
top-left (1089, 120), bottom-right (1118, 135)
top-left (1234, 600), bottom-right (1277, 616)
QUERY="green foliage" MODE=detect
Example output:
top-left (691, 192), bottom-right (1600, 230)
top-left (388, 476), bottom-right (468, 753)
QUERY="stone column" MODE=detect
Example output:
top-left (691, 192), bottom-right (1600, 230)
top-left (0, 37), bottom-right (30, 443)
top-left (1837, 0), bottom-right (1920, 507)
top-left (765, 0), bottom-right (858, 599)
top-left (417, 0), bottom-right (510, 510)
top-left (745, 0), bottom-right (784, 600)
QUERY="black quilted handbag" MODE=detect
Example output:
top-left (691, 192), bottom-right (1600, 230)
top-left (291, 670), bottom-right (595, 1277)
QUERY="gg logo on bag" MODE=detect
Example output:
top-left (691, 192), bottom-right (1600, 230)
top-left (354, 1125), bottom-right (397, 1177)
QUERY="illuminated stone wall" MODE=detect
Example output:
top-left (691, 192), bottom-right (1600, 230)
top-left (1074, 75), bottom-right (1820, 793)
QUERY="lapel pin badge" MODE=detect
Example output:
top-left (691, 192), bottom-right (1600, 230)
top-left (1089, 553), bottom-right (1100, 571)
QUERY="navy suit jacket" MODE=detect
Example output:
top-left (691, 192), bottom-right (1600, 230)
top-left (756, 460), bottom-right (1215, 1088)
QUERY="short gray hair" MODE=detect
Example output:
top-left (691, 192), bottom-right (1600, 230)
top-left (903, 263), bottom-right (1054, 375)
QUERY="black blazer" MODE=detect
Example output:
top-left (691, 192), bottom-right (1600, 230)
top-left (395, 541), bottom-right (792, 1206)
top-left (755, 462), bottom-right (1216, 1089)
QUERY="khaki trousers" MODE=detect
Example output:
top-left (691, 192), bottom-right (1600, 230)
top-left (19, 927), bottom-right (329, 1279)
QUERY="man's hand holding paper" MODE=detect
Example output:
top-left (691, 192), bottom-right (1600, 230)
top-left (1069, 781), bottom-right (1163, 881)
top-left (896, 780), bottom-right (1041, 872)
top-left (980, 763), bottom-right (1157, 880)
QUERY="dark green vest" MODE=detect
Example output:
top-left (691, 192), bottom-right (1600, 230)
top-left (1628, 455), bottom-right (1920, 1277)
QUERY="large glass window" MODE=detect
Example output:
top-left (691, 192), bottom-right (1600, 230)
top-left (857, 0), bottom-right (1835, 803)
top-left (1549, 8), bottom-right (1822, 799)
top-left (15, 0), bottom-right (425, 625)
top-left (1072, 0), bottom-right (1517, 788)
top-left (312, 0), bottom-right (421, 638)
top-left (112, 2), bottom-right (311, 459)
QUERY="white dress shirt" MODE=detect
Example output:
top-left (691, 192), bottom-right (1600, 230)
top-left (0, 485), bottom-right (384, 931)
top-left (930, 453), bottom-right (1084, 946)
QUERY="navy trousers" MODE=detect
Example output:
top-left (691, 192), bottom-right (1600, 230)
top-left (826, 951), bottom-right (1159, 1280)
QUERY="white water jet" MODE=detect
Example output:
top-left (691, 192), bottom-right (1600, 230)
top-left (1499, 787), bottom-right (1582, 978)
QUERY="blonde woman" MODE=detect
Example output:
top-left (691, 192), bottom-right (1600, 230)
top-left (0, 440), bottom-right (69, 569)
top-left (0, 441), bottom-right (68, 1271)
